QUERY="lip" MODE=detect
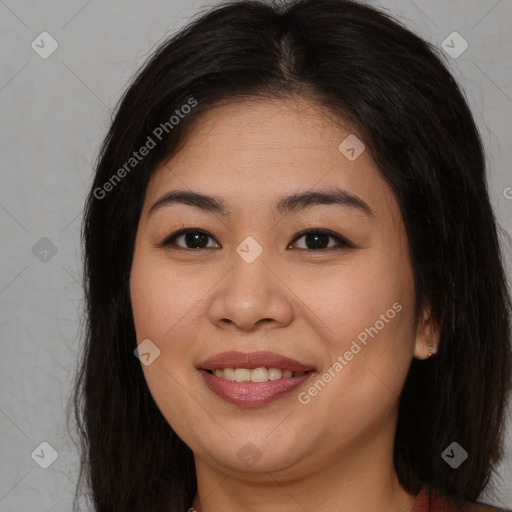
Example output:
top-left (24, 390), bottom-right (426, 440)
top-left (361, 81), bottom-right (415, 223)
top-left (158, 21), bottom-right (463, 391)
top-left (196, 350), bottom-right (315, 372)
top-left (196, 350), bottom-right (316, 407)
top-left (199, 369), bottom-right (315, 407)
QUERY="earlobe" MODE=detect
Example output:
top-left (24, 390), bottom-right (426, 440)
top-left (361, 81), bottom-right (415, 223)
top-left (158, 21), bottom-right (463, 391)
top-left (413, 306), bottom-right (440, 360)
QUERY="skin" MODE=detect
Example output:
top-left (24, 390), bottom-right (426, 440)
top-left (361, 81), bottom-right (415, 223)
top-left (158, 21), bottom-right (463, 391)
top-left (129, 96), bottom-right (440, 512)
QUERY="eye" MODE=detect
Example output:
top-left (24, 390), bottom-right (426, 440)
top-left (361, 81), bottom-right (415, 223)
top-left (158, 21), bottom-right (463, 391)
top-left (158, 228), bottom-right (352, 251)
top-left (158, 229), bottom-right (220, 250)
top-left (288, 229), bottom-right (353, 251)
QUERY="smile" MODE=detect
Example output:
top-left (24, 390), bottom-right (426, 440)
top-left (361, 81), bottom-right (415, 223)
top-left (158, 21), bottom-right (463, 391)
top-left (199, 368), bottom-right (315, 407)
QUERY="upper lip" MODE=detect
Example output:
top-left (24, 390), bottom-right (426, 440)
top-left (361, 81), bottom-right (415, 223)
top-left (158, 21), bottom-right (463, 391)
top-left (197, 351), bottom-right (315, 372)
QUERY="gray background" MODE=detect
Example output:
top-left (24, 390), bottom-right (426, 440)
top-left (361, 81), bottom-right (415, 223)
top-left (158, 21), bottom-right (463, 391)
top-left (1, 0), bottom-right (511, 510)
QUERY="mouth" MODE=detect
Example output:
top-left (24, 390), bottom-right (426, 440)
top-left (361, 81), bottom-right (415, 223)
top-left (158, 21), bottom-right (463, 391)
top-left (196, 351), bottom-right (316, 407)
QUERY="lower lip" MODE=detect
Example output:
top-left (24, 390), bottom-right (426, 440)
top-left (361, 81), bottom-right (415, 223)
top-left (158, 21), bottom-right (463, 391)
top-left (199, 369), bottom-right (314, 407)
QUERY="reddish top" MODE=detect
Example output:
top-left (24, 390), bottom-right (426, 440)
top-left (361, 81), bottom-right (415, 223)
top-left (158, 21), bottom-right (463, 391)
top-left (412, 486), bottom-right (511, 512)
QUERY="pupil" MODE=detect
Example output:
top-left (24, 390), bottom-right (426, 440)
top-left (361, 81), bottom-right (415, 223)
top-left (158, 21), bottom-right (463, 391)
top-left (186, 232), bottom-right (208, 249)
top-left (306, 233), bottom-right (328, 250)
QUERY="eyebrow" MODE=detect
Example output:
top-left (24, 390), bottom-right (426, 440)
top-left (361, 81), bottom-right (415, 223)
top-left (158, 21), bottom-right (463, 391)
top-left (148, 188), bottom-right (374, 217)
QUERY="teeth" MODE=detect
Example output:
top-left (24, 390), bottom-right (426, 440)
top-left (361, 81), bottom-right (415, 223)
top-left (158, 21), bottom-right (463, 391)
top-left (235, 368), bottom-right (251, 382)
top-left (251, 367), bottom-right (269, 382)
top-left (268, 367), bottom-right (282, 380)
top-left (209, 367), bottom-right (306, 382)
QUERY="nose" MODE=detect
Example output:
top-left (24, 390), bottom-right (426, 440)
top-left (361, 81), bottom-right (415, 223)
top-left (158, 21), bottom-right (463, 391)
top-left (208, 244), bottom-right (294, 332)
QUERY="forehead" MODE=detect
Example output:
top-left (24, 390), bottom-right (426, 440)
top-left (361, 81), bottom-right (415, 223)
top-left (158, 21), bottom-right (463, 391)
top-left (143, 97), bottom-right (399, 224)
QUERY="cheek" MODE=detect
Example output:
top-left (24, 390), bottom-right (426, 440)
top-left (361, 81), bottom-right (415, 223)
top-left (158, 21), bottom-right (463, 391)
top-left (297, 252), bottom-right (415, 399)
top-left (297, 275), bottom-right (413, 440)
top-left (130, 251), bottom-right (206, 431)
top-left (130, 250), bottom-right (205, 347)
top-left (297, 256), bottom-right (410, 345)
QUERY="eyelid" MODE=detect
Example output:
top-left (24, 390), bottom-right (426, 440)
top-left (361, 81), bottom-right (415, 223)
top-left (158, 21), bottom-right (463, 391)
top-left (157, 228), bottom-right (354, 251)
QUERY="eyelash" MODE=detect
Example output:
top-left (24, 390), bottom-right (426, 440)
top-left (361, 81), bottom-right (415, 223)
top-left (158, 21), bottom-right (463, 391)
top-left (157, 228), bottom-right (353, 252)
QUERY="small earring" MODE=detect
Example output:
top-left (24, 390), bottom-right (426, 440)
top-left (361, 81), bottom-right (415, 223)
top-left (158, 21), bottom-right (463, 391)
top-left (427, 342), bottom-right (434, 358)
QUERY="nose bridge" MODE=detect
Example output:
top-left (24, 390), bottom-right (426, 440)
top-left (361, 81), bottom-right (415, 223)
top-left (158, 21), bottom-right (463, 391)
top-left (229, 234), bottom-right (273, 304)
top-left (235, 234), bottom-right (266, 266)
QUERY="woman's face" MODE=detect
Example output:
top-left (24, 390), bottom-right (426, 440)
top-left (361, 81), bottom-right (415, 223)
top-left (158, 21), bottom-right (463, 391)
top-left (130, 96), bottom-right (435, 479)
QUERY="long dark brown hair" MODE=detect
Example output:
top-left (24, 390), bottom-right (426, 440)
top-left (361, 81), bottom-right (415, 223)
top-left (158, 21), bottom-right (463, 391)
top-left (68, 0), bottom-right (512, 510)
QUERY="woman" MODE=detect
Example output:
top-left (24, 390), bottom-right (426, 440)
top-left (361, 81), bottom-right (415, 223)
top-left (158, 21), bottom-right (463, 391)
top-left (70, 0), bottom-right (512, 510)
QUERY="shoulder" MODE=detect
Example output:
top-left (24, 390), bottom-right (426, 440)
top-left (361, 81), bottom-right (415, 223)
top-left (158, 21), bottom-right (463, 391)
top-left (412, 486), bottom-right (512, 512)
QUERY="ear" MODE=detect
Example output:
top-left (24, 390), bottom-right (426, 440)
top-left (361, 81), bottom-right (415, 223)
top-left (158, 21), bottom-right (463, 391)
top-left (413, 305), bottom-right (440, 360)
